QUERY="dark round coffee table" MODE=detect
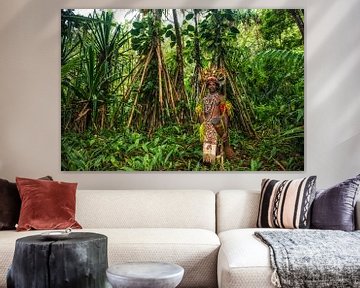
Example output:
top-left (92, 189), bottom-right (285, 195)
top-left (7, 232), bottom-right (108, 288)
top-left (106, 262), bottom-right (184, 288)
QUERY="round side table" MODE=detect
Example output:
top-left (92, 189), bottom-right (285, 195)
top-left (7, 232), bottom-right (108, 288)
top-left (106, 262), bottom-right (184, 288)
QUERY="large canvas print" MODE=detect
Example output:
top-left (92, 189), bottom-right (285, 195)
top-left (61, 9), bottom-right (304, 171)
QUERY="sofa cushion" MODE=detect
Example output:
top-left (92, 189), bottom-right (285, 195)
top-left (311, 174), bottom-right (360, 231)
top-left (257, 177), bottom-right (317, 229)
top-left (104, 228), bottom-right (219, 288)
top-left (16, 177), bottom-right (82, 231)
top-left (76, 190), bottom-right (216, 231)
top-left (0, 176), bottom-right (52, 230)
top-left (0, 179), bottom-right (20, 230)
top-left (217, 228), bottom-right (278, 288)
top-left (0, 228), bottom-right (220, 288)
top-left (216, 190), bottom-right (260, 233)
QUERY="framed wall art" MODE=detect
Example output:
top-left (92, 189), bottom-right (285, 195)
top-left (61, 9), bottom-right (304, 171)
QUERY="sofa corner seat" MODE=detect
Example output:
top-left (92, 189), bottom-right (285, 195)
top-left (216, 189), bottom-right (360, 288)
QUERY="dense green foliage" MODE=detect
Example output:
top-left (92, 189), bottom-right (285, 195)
top-left (61, 9), bottom-right (304, 171)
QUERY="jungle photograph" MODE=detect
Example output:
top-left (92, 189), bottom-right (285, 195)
top-left (61, 9), bottom-right (304, 171)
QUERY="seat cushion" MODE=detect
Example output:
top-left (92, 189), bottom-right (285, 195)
top-left (0, 228), bottom-right (220, 288)
top-left (218, 228), bottom-right (283, 288)
top-left (101, 228), bottom-right (220, 288)
top-left (76, 190), bottom-right (216, 231)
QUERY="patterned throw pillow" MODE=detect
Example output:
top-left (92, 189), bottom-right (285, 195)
top-left (257, 176), bottom-right (317, 229)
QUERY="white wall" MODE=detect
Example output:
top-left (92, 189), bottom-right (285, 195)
top-left (0, 0), bottom-right (359, 190)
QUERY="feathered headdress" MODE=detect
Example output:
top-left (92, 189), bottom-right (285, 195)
top-left (201, 67), bottom-right (226, 86)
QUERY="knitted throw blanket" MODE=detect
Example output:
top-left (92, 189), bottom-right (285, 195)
top-left (254, 230), bottom-right (360, 288)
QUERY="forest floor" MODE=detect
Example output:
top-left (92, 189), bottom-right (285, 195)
top-left (61, 123), bottom-right (303, 171)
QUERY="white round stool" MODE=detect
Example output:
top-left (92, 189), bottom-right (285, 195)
top-left (106, 262), bottom-right (184, 288)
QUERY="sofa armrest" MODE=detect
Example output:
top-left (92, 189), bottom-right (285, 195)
top-left (356, 200), bottom-right (360, 230)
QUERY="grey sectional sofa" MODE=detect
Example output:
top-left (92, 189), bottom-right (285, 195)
top-left (0, 189), bottom-right (359, 288)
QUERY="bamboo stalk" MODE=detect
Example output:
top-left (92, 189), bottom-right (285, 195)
top-left (123, 63), bottom-right (142, 101)
top-left (148, 106), bottom-right (157, 136)
top-left (225, 69), bottom-right (256, 137)
top-left (127, 47), bottom-right (154, 128)
top-left (225, 61), bottom-right (256, 120)
top-left (157, 45), bottom-right (163, 107)
top-left (108, 55), bottom-right (135, 128)
top-left (274, 159), bottom-right (286, 171)
top-left (227, 72), bottom-right (250, 132)
top-left (161, 56), bottom-right (179, 123)
top-left (139, 47), bottom-right (154, 91)
top-left (162, 68), bottom-right (171, 118)
top-left (127, 94), bottom-right (139, 128)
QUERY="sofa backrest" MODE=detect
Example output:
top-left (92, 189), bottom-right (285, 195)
top-left (216, 190), bottom-right (260, 233)
top-left (76, 190), bottom-right (216, 231)
top-left (217, 190), bottom-right (360, 233)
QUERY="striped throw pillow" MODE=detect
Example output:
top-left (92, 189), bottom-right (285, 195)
top-left (257, 176), bottom-right (317, 229)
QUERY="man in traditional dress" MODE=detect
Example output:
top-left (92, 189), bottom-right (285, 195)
top-left (199, 76), bottom-right (235, 164)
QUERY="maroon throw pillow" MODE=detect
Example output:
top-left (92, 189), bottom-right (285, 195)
top-left (0, 176), bottom-right (53, 230)
top-left (16, 177), bottom-right (82, 231)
